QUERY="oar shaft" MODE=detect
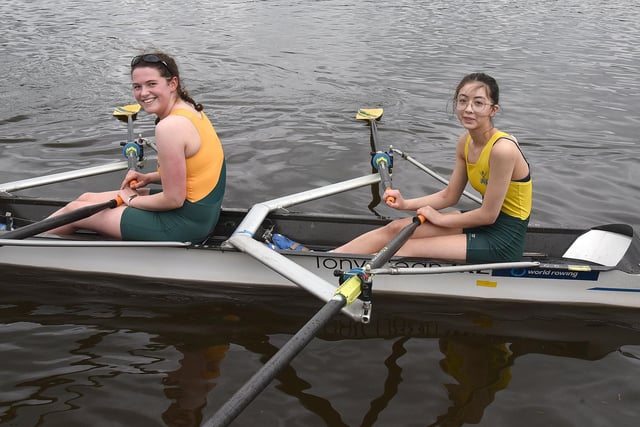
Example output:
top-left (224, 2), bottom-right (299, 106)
top-left (376, 161), bottom-right (393, 195)
top-left (369, 120), bottom-right (394, 203)
top-left (204, 296), bottom-right (346, 427)
top-left (370, 118), bottom-right (381, 151)
top-left (2, 199), bottom-right (119, 240)
top-left (206, 110), bottom-right (415, 426)
top-left (127, 115), bottom-right (134, 142)
top-left (368, 215), bottom-right (425, 269)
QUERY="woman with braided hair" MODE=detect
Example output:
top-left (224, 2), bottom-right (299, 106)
top-left (48, 52), bottom-right (226, 242)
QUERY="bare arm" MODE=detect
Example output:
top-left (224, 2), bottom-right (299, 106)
top-left (121, 115), bottom-right (199, 211)
top-left (384, 134), bottom-right (469, 211)
top-left (419, 138), bottom-right (519, 228)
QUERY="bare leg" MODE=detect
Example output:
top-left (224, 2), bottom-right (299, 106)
top-left (333, 217), bottom-right (416, 254)
top-left (394, 233), bottom-right (467, 261)
top-left (47, 190), bottom-right (125, 238)
top-left (333, 212), bottom-right (468, 261)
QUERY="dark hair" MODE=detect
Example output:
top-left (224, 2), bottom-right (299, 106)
top-left (454, 72), bottom-right (499, 105)
top-left (131, 52), bottom-right (203, 112)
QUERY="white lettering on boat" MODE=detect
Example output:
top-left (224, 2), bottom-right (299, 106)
top-left (313, 256), bottom-right (489, 275)
top-left (526, 269), bottom-right (580, 279)
top-left (492, 268), bottom-right (600, 281)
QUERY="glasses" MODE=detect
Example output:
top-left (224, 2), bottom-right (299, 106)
top-left (455, 97), bottom-right (494, 112)
top-left (131, 54), bottom-right (171, 73)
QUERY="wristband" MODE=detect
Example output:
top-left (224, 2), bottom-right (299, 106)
top-left (127, 194), bottom-right (138, 206)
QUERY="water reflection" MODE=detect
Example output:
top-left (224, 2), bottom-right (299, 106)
top-left (2, 277), bottom-right (639, 426)
top-left (162, 344), bottom-right (228, 427)
top-left (433, 338), bottom-right (512, 427)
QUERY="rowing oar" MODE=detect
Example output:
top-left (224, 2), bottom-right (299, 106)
top-left (2, 104), bottom-right (142, 240)
top-left (114, 103), bottom-right (144, 174)
top-left (1, 197), bottom-right (123, 240)
top-left (356, 108), bottom-right (395, 204)
top-left (204, 215), bottom-right (426, 427)
top-left (113, 103), bottom-right (141, 143)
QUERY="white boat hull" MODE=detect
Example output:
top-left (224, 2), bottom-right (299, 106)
top-left (1, 239), bottom-right (638, 309)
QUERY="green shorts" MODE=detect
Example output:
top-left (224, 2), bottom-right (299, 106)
top-left (120, 166), bottom-right (225, 242)
top-left (464, 212), bottom-right (529, 262)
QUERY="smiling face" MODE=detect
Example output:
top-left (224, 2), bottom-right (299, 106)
top-left (455, 82), bottom-right (499, 131)
top-left (131, 66), bottom-right (178, 118)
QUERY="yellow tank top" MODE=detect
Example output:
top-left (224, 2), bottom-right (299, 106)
top-left (464, 131), bottom-right (532, 220)
top-left (158, 109), bottom-right (225, 202)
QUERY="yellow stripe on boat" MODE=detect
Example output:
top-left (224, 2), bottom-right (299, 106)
top-left (477, 280), bottom-right (498, 288)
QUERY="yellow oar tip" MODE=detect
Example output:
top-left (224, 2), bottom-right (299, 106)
top-left (356, 108), bottom-right (384, 120)
top-left (113, 103), bottom-right (142, 117)
top-left (113, 103), bottom-right (141, 123)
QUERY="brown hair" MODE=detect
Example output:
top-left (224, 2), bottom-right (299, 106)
top-left (131, 52), bottom-right (203, 111)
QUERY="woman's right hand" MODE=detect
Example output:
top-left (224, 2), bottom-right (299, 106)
top-left (383, 189), bottom-right (405, 209)
top-left (121, 170), bottom-right (147, 190)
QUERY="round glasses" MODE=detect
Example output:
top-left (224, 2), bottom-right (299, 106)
top-left (455, 98), bottom-right (494, 112)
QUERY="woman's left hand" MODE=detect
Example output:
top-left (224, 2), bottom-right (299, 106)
top-left (118, 188), bottom-right (139, 206)
top-left (416, 206), bottom-right (440, 225)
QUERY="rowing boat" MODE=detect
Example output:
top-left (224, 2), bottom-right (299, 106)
top-left (1, 108), bottom-right (639, 323)
top-left (2, 169), bottom-right (639, 321)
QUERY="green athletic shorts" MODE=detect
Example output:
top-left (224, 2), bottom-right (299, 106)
top-left (464, 211), bottom-right (529, 262)
top-left (120, 166), bottom-right (226, 242)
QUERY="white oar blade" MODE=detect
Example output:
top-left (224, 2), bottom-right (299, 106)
top-left (563, 228), bottom-right (633, 267)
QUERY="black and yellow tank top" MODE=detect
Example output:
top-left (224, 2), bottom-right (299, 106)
top-left (464, 131), bottom-right (532, 220)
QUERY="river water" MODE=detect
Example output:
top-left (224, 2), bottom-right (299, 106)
top-left (1, 0), bottom-right (640, 426)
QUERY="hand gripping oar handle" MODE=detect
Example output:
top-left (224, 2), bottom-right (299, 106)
top-left (2, 104), bottom-right (143, 240)
top-left (1, 198), bottom-right (123, 240)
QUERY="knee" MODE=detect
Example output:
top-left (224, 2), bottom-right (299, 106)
top-left (64, 199), bottom-right (85, 211)
top-left (383, 219), bottom-right (407, 235)
top-left (77, 192), bottom-right (98, 201)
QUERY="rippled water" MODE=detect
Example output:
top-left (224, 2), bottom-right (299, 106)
top-left (1, 0), bottom-right (640, 425)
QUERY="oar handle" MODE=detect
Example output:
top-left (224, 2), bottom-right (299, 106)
top-left (113, 178), bottom-right (139, 206)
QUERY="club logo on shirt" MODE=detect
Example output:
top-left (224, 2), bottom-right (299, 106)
top-left (480, 170), bottom-right (489, 185)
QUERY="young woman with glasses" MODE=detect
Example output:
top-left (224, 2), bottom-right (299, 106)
top-left (331, 72), bottom-right (532, 262)
top-left (48, 52), bottom-right (226, 242)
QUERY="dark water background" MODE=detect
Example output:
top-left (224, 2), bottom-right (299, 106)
top-left (1, 0), bottom-right (640, 426)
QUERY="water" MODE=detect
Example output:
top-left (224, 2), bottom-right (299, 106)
top-left (1, 0), bottom-right (640, 425)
